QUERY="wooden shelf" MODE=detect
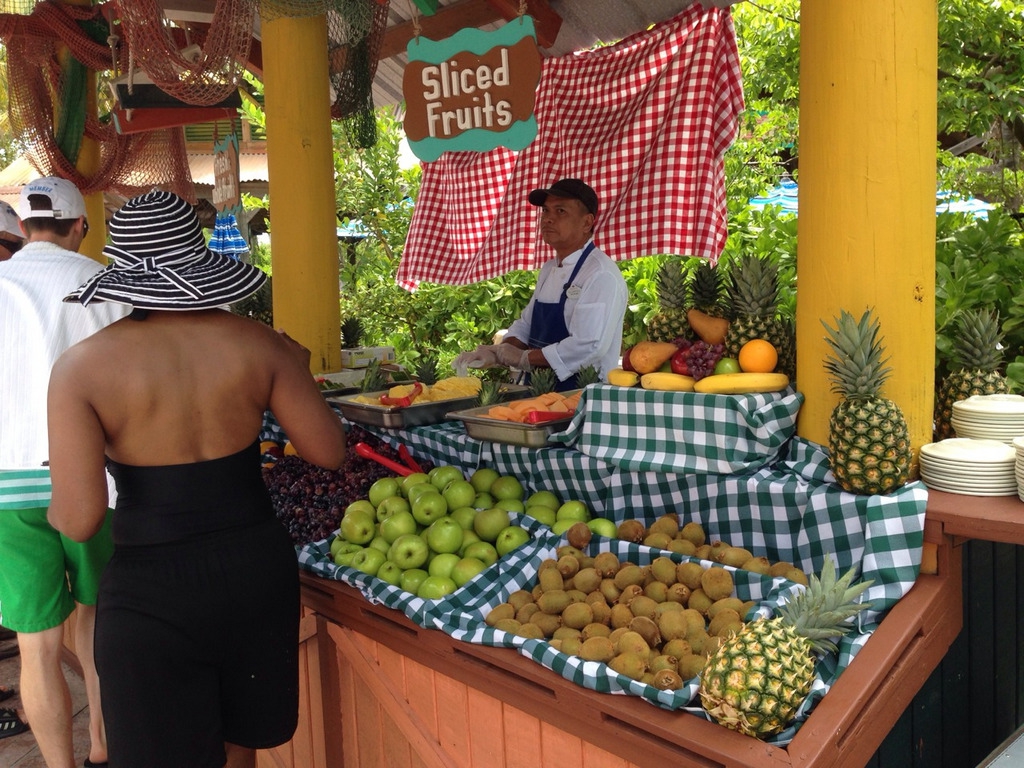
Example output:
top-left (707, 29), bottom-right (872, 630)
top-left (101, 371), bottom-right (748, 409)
top-left (925, 489), bottom-right (1024, 546)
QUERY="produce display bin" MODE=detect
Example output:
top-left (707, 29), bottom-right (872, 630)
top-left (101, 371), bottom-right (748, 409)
top-left (446, 403), bottom-right (574, 447)
top-left (330, 385), bottom-right (529, 429)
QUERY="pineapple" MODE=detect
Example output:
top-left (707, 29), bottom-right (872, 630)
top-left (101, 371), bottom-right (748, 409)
top-left (724, 255), bottom-right (796, 379)
top-left (933, 309), bottom-right (1009, 441)
top-left (476, 378), bottom-right (503, 407)
top-left (822, 309), bottom-right (911, 495)
top-left (416, 354), bottom-right (440, 386)
top-left (575, 364), bottom-right (600, 388)
top-left (689, 259), bottom-right (729, 321)
top-left (648, 258), bottom-right (690, 342)
top-left (529, 368), bottom-right (557, 396)
top-left (700, 556), bottom-right (873, 739)
top-left (360, 359), bottom-right (388, 393)
top-left (341, 317), bottom-right (363, 350)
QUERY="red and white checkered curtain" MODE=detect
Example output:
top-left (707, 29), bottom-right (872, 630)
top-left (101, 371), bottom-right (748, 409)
top-left (399, 5), bottom-right (744, 287)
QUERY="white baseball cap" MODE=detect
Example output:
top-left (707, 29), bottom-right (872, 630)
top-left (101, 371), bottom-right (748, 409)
top-left (0, 201), bottom-right (23, 241)
top-left (18, 177), bottom-right (86, 221)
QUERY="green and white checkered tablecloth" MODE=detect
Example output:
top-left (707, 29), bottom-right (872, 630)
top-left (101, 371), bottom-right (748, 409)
top-left (549, 384), bottom-right (804, 475)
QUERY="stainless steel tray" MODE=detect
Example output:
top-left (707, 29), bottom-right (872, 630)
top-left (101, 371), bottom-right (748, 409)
top-left (446, 403), bottom-right (574, 448)
top-left (329, 385), bottom-right (528, 429)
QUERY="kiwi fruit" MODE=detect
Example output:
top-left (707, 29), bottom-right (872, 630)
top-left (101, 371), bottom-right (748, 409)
top-left (579, 636), bottom-right (616, 663)
top-left (494, 618), bottom-right (521, 634)
top-left (693, 544), bottom-right (713, 560)
top-left (561, 601), bottom-right (594, 630)
top-left (559, 636), bottom-right (582, 656)
top-left (538, 567), bottom-right (565, 593)
top-left (650, 556), bottom-right (678, 586)
top-left (537, 589), bottom-right (572, 615)
top-left (609, 602), bottom-right (634, 629)
top-left (593, 551), bottom-right (621, 577)
top-left (486, 603), bottom-right (515, 626)
top-left (552, 626), bottom-right (582, 641)
top-left (613, 563), bottom-right (646, 590)
top-left (581, 622), bottom-right (611, 640)
top-left (676, 562), bottom-right (705, 591)
top-left (573, 567), bottom-right (602, 594)
top-left (615, 630), bottom-right (651, 657)
top-left (700, 567), bottom-right (735, 602)
top-left (557, 554), bottom-right (580, 578)
top-left (784, 567), bottom-right (809, 586)
top-left (651, 668), bottom-right (684, 690)
top-left (616, 584), bottom-right (644, 606)
top-left (628, 595), bottom-right (658, 620)
top-left (643, 532), bottom-right (673, 550)
top-left (644, 580), bottom-right (668, 603)
top-left (609, 651), bottom-right (648, 681)
top-left (667, 538), bottom-right (697, 556)
top-left (537, 557), bottom-right (560, 574)
top-left (516, 603), bottom-right (540, 623)
top-left (707, 597), bottom-right (746, 618)
top-left (649, 653), bottom-right (678, 674)
top-left (528, 611), bottom-right (562, 637)
top-left (657, 610), bottom-right (690, 642)
top-left (565, 589), bottom-right (587, 604)
top-left (678, 521), bottom-right (706, 547)
top-left (516, 622), bottom-right (546, 639)
top-left (687, 588), bottom-right (713, 615)
top-left (648, 514), bottom-right (680, 538)
top-left (717, 546), bottom-right (753, 568)
top-left (599, 578), bottom-right (621, 603)
top-left (628, 615), bottom-right (661, 647)
top-left (616, 519), bottom-right (646, 543)
top-left (677, 653), bottom-right (708, 681)
top-left (665, 583), bottom-right (691, 605)
top-left (769, 560), bottom-right (796, 578)
top-left (507, 590), bottom-right (535, 612)
top-left (566, 522), bottom-right (592, 549)
top-left (740, 556), bottom-right (771, 575)
top-left (662, 637), bottom-right (692, 659)
top-left (707, 608), bottom-right (741, 637)
top-left (590, 600), bottom-right (612, 625)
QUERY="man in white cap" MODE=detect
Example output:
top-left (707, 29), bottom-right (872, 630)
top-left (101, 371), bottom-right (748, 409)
top-left (0, 177), bottom-right (127, 767)
top-left (0, 201), bottom-right (24, 261)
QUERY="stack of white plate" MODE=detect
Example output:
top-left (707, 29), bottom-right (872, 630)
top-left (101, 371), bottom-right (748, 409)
top-left (1013, 437), bottom-right (1024, 502)
top-left (951, 394), bottom-right (1024, 444)
top-left (919, 438), bottom-right (1017, 496)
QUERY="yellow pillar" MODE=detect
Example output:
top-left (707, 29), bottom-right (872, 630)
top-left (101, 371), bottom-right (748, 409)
top-left (261, 12), bottom-right (340, 374)
top-left (795, 0), bottom-right (937, 453)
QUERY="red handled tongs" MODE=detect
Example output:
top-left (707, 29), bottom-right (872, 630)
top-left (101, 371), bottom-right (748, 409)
top-left (525, 409), bottom-right (575, 424)
top-left (353, 442), bottom-right (426, 477)
top-left (379, 381), bottom-right (423, 407)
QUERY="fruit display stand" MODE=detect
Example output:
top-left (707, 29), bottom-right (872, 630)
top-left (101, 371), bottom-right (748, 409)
top-left (280, 385), bottom-right (966, 768)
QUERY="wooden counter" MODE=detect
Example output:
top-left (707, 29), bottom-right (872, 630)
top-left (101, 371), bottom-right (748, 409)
top-left (295, 522), bottom-right (961, 768)
top-left (925, 489), bottom-right (1024, 546)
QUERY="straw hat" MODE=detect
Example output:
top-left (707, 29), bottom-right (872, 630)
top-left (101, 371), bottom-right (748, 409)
top-left (66, 191), bottom-right (266, 310)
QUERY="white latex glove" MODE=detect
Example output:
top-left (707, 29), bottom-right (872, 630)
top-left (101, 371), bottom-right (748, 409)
top-left (452, 346), bottom-right (498, 371)
top-left (493, 343), bottom-right (532, 371)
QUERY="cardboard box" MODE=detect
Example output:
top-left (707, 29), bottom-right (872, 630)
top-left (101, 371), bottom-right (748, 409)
top-left (340, 346), bottom-right (396, 369)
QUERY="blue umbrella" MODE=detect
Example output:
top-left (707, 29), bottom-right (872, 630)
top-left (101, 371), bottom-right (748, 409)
top-left (209, 212), bottom-right (250, 258)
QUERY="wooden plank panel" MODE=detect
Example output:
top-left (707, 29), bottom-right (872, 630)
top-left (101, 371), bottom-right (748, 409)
top-left (503, 705), bottom-right (543, 768)
top-left (580, 740), bottom-right (631, 768)
top-left (404, 650), bottom-right (440, 768)
top-left (539, 719), bottom-right (583, 765)
top-left (466, 687), bottom-right (506, 767)
top-left (377, 643), bottom-right (415, 768)
top-left (434, 672), bottom-right (473, 768)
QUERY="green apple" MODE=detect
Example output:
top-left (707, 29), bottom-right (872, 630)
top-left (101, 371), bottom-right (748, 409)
top-left (425, 517), bottom-right (464, 554)
top-left (495, 525), bottom-right (531, 556)
top-left (351, 547), bottom-right (387, 576)
top-left (450, 557), bottom-right (487, 587)
top-left (427, 552), bottom-right (461, 579)
top-left (399, 568), bottom-right (429, 594)
top-left (429, 465), bottom-right (465, 491)
top-left (329, 536), bottom-right (346, 557)
top-left (713, 357), bottom-right (741, 375)
top-left (551, 519), bottom-right (575, 536)
top-left (400, 472), bottom-right (431, 497)
top-left (344, 499), bottom-right (377, 518)
top-left (458, 529), bottom-right (481, 554)
top-left (368, 477), bottom-right (401, 507)
top-left (387, 533), bottom-right (429, 570)
top-left (417, 575), bottom-right (457, 600)
top-left (490, 475), bottom-right (524, 501)
top-left (368, 535), bottom-right (391, 554)
top-left (494, 498), bottom-right (525, 514)
top-left (443, 480), bottom-right (477, 511)
top-left (556, 500), bottom-right (591, 523)
top-left (450, 506), bottom-right (478, 531)
top-left (473, 507), bottom-right (511, 542)
top-left (412, 490), bottom-right (449, 526)
top-left (375, 495), bottom-right (411, 523)
top-left (379, 510), bottom-right (418, 543)
top-left (524, 505), bottom-right (557, 527)
top-left (332, 542), bottom-right (363, 566)
top-left (525, 490), bottom-right (560, 510)
top-left (587, 517), bottom-right (618, 538)
top-left (376, 561), bottom-right (404, 587)
top-left (469, 467), bottom-right (499, 493)
top-left (463, 540), bottom-right (499, 567)
top-left (473, 492), bottom-right (495, 510)
top-left (339, 508), bottom-right (376, 545)
top-left (407, 482), bottom-right (440, 505)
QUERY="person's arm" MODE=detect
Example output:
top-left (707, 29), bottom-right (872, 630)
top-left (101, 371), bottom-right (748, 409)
top-left (266, 329), bottom-right (347, 470)
top-left (47, 349), bottom-right (111, 542)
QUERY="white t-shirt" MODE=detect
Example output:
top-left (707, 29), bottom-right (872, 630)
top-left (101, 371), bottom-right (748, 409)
top-left (505, 241), bottom-right (628, 382)
top-left (0, 241), bottom-right (129, 469)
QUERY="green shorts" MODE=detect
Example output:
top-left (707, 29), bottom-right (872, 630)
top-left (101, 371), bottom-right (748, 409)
top-left (0, 507), bottom-right (114, 633)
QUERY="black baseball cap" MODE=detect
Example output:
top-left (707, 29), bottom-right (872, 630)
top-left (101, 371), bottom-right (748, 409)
top-left (528, 178), bottom-right (598, 215)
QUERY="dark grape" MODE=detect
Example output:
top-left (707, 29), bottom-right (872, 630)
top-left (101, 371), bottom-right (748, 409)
top-left (263, 425), bottom-right (433, 545)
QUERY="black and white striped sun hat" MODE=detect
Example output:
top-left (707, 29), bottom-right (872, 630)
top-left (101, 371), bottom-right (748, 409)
top-left (65, 190), bottom-right (266, 310)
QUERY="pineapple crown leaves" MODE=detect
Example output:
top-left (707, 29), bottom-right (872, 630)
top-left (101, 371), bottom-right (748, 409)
top-left (821, 308), bottom-right (893, 400)
top-left (775, 555), bottom-right (874, 655)
top-left (952, 308), bottom-right (1004, 372)
top-left (729, 254), bottom-right (780, 318)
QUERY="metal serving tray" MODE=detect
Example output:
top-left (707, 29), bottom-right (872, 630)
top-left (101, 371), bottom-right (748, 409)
top-left (446, 403), bottom-right (574, 448)
top-left (329, 385), bottom-right (528, 429)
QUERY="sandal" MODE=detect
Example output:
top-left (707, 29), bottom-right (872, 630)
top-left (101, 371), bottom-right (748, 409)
top-left (0, 707), bottom-right (29, 739)
top-left (0, 685), bottom-right (15, 703)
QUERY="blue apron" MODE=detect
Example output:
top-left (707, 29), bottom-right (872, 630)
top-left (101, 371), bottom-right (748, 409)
top-left (526, 242), bottom-right (596, 391)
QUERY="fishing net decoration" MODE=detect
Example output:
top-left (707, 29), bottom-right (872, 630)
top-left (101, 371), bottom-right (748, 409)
top-left (0, 2), bottom-right (195, 202)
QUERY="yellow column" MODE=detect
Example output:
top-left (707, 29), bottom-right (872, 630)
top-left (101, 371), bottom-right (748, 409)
top-left (261, 12), bottom-right (340, 374)
top-left (795, 0), bottom-right (937, 453)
